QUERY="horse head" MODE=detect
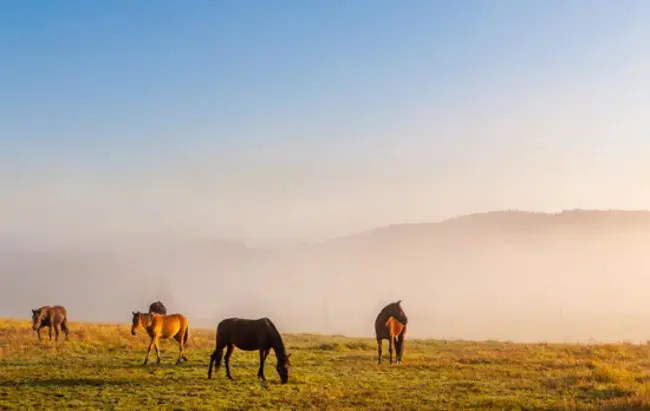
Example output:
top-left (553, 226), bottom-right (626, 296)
top-left (276, 352), bottom-right (291, 384)
top-left (131, 311), bottom-right (142, 335)
top-left (31, 308), bottom-right (43, 331)
top-left (391, 300), bottom-right (408, 325)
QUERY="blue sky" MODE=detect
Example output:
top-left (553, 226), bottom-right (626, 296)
top-left (2, 1), bottom-right (650, 245)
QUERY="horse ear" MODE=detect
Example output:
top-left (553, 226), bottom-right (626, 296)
top-left (132, 311), bottom-right (137, 316)
top-left (396, 300), bottom-right (402, 305)
top-left (31, 309), bottom-right (36, 314)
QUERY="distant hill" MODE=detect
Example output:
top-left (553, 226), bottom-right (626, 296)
top-left (328, 209), bottom-right (650, 244)
top-left (4, 209), bottom-right (650, 343)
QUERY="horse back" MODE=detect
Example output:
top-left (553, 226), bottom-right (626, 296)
top-left (51, 305), bottom-right (67, 316)
top-left (149, 301), bottom-right (167, 315)
top-left (42, 305), bottom-right (67, 325)
top-left (152, 313), bottom-right (187, 338)
top-left (216, 317), bottom-right (275, 351)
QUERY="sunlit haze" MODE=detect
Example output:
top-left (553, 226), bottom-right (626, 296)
top-left (2, 1), bottom-right (650, 343)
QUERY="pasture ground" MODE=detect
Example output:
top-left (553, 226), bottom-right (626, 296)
top-left (1, 319), bottom-right (650, 410)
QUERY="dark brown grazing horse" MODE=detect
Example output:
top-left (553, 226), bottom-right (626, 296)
top-left (207, 318), bottom-right (292, 384)
top-left (31, 305), bottom-right (70, 342)
top-left (374, 300), bottom-right (408, 365)
top-left (148, 300), bottom-right (167, 315)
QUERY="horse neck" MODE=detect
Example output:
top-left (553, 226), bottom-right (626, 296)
top-left (376, 306), bottom-right (393, 324)
top-left (38, 313), bottom-right (50, 325)
top-left (269, 328), bottom-right (287, 359)
top-left (141, 314), bottom-right (155, 330)
top-left (377, 305), bottom-right (406, 326)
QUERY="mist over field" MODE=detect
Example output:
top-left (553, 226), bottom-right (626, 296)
top-left (4, 209), bottom-right (650, 343)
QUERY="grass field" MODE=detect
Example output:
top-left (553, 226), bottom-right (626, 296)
top-left (2, 319), bottom-right (650, 410)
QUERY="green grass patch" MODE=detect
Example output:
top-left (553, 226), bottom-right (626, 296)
top-left (1, 318), bottom-right (650, 409)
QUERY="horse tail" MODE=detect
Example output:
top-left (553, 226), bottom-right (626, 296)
top-left (183, 326), bottom-right (189, 345)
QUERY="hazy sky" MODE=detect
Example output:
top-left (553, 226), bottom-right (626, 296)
top-left (2, 1), bottom-right (650, 245)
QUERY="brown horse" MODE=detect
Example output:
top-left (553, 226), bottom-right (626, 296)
top-left (148, 300), bottom-right (167, 315)
top-left (374, 300), bottom-right (408, 364)
top-left (31, 305), bottom-right (70, 342)
top-left (207, 318), bottom-right (292, 384)
top-left (131, 311), bottom-right (189, 365)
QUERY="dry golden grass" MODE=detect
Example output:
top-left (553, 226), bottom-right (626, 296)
top-left (2, 318), bottom-right (650, 410)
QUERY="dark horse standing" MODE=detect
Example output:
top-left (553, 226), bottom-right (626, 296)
top-left (375, 300), bottom-right (408, 364)
top-left (148, 300), bottom-right (167, 315)
top-left (31, 305), bottom-right (70, 342)
top-left (207, 318), bottom-right (292, 384)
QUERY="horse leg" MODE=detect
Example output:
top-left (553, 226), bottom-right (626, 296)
top-left (37, 327), bottom-right (42, 341)
top-left (54, 324), bottom-right (60, 342)
top-left (397, 332), bottom-right (405, 363)
top-left (61, 319), bottom-right (70, 341)
top-left (377, 337), bottom-right (383, 364)
top-left (175, 343), bottom-right (183, 365)
top-left (154, 340), bottom-right (162, 365)
top-left (175, 336), bottom-right (186, 365)
top-left (208, 345), bottom-right (224, 379)
top-left (258, 349), bottom-right (270, 381)
top-left (48, 325), bottom-right (53, 341)
top-left (144, 338), bottom-right (155, 365)
top-left (388, 335), bottom-right (394, 365)
top-left (182, 339), bottom-right (189, 362)
top-left (224, 344), bottom-right (235, 380)
top-left (394, 337), bottom-right (401, 363)
top-left (177, 329), bottom-right (189, 363)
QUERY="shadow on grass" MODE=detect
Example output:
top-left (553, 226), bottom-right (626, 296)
top-left (118, 361), bottom-right (208, 370)
top-left (0, 378), bottom-right (137, 388)
top-left (596, 404), bottom-right (650, 411)
top-left (0, 362), bottom-right (52, 368)
top-left (578, 385), bottom-right (634, 401)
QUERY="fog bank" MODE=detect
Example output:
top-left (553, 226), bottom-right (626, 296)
top-left (4, 210), bottom-right (650, 343)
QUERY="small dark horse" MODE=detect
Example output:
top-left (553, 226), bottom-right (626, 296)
top-left (375, 300), bottom-right (408, 364)
top-left (207, 318), bottom-right (292, 384)
top-left (148, 300), bottom-right (167, 315)
top-left (31, 305), bottom-right (70, 342)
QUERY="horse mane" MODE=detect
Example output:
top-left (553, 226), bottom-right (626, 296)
top-left (137, 312), bottom-right (155, 328)
top-left (264, 318), bottom-right (287, 358)
top-left (375, 301), bottom-right (408, 327)
top-left (375, 303), bottom-right (395, 323)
